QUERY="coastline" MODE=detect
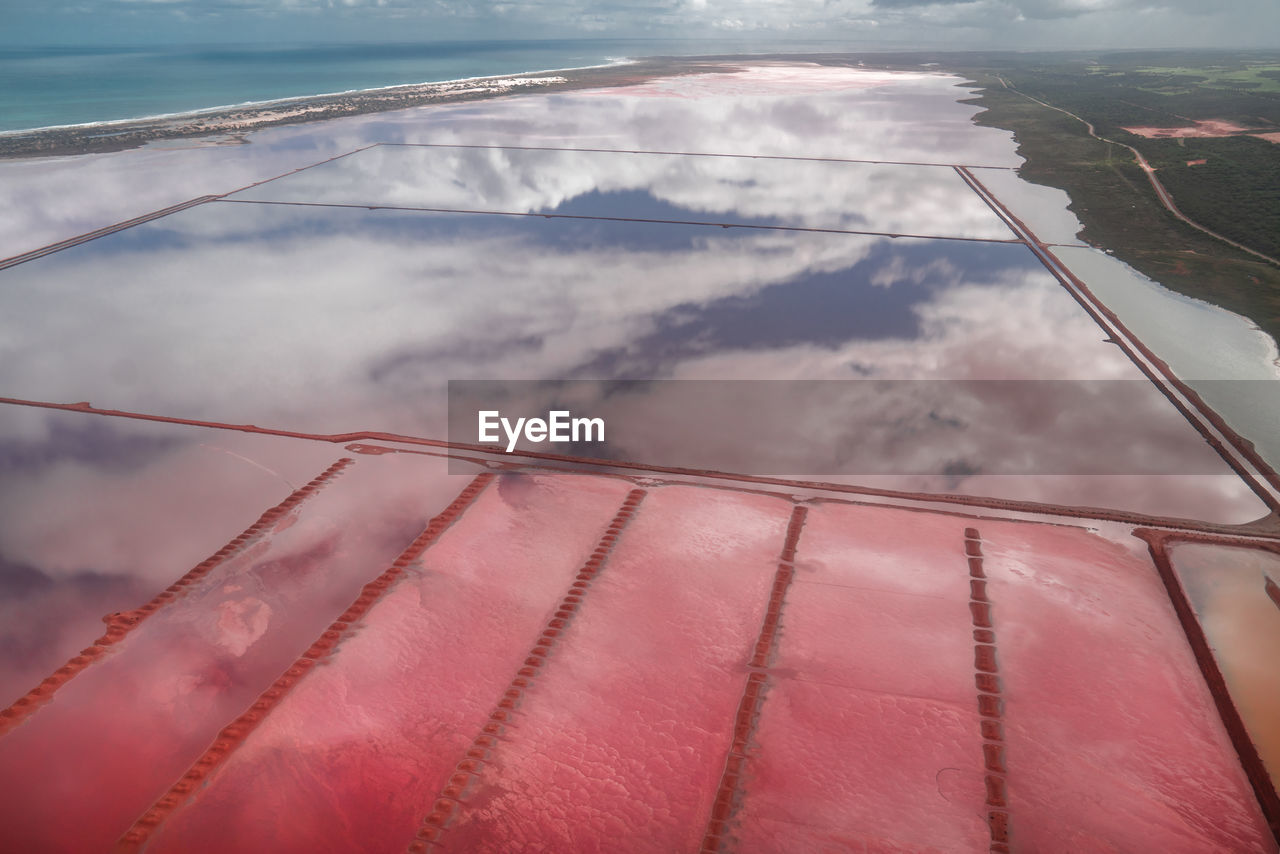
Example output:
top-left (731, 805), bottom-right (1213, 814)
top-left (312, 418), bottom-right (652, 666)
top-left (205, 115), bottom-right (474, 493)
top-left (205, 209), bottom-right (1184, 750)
top-left (0, 57), bottom-right (725, 160)
top-left (0, 57), bottom-right (635, 136)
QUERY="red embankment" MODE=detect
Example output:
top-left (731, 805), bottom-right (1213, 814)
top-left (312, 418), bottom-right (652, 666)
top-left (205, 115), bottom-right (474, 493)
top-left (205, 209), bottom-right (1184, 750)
top-left (0, 453), bottom-right (483, 853)
top-left (0, 457), bottom-right (353, 736)
top-left (726, 502), bottom-right (991, 851)
top-left (981, 520), bottom-right (1276, 853)
top-left (428, 484), bottom-right (794, 852)
top-left (135, 473), bottom-right (635, 853)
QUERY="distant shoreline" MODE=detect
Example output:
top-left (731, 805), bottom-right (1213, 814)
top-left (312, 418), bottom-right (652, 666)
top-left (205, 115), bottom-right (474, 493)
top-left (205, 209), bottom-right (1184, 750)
top-left (0, 58), bottom-right (728, 160)
top-left (0, 57), bottom-right (634, 137)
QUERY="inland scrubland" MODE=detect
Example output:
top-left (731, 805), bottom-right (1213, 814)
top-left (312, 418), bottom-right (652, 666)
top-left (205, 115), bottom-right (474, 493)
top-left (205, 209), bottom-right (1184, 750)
top-left (951, 51), bottom-right (1280, 348)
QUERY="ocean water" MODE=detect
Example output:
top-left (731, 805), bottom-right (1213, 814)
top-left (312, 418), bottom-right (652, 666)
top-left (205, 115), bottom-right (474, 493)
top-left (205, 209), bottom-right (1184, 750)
top-left (0, 39), bottom-right (846, 133)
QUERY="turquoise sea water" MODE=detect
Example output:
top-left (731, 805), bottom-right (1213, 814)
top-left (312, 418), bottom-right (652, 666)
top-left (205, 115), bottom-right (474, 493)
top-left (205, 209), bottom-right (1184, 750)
top-left (0, 39), bottom-right (846, 133)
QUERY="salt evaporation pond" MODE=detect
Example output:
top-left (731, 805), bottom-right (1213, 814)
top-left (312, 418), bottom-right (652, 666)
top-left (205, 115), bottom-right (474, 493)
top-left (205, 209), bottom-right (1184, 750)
top-left (1, 62), bottom-right (1277, 853)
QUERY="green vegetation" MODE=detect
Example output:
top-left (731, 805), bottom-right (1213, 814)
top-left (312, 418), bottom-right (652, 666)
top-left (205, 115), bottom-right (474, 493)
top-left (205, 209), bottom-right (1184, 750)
top-left (953, 52), bottom-right (1280, 262)
top-left (1131, 65), bottom-right (1280, 94)
top-left (1144, 135), bottom-right (1280, 259)
top-left (960, 77), bottom-right (1280, 345)
top-left (818, 51), bottom-right (1280, 343)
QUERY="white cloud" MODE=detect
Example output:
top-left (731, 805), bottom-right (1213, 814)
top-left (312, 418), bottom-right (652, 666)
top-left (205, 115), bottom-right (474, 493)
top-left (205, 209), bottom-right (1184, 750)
top-left (5, 0), bottom-right (1276, 45)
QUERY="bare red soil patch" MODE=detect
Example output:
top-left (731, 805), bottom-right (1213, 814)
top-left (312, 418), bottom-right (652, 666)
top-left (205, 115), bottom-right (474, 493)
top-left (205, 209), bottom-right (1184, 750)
top-left (1123, 119), bottom-right (1253, 138)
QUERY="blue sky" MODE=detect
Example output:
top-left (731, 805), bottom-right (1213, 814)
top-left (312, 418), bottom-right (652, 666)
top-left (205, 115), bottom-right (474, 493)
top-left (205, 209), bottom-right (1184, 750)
top-left (3, 0), bottom-right (1277, 49)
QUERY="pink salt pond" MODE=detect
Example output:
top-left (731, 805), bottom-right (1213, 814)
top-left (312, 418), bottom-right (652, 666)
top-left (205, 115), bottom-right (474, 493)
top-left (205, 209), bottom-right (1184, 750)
top-left (0, 453), bottom-right (1274, 852)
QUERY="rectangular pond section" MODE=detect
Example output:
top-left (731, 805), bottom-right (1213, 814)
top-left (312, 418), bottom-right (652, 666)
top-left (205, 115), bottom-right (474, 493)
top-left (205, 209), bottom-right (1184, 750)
top-left (0, 196), bottom-right (1266, 521)
top-left (228, 144), bottom-right (1017, 241)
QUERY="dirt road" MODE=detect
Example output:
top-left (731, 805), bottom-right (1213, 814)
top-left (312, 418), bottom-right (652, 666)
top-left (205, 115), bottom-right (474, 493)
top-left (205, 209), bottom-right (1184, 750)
top-left (993, 76), bottom-right (1280, 268)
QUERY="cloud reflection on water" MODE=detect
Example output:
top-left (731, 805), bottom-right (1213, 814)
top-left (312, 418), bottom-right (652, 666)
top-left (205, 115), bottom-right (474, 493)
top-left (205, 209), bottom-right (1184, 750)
top-left (394, 65), bottom-right (1019, 166)
top-left (0, 199), bottom-right (1265, 521)
top-left (0, 65), bottom-right (1016, 259)
top-left (231, 145), bottom-right (1015, 240)
top-left (0, 405), bottom-right (348, 706)
top-left (0, 59), bottom-right (1273, 719)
